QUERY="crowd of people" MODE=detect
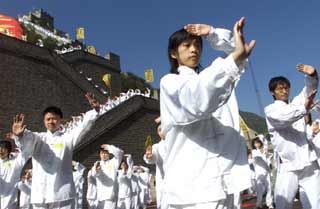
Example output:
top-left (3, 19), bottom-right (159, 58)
top-left (2, 16), bottom-right (320, 209)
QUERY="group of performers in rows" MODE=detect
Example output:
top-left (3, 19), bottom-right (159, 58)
top-left (1, 17), bottom-right (320, 209)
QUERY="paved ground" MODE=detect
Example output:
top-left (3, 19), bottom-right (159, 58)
top-left (147, 194), bottom-right (303, 209)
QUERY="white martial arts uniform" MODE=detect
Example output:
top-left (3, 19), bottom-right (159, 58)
top-left (143, 140), bottom-right (167, 209)
top-left (73, 162), bottom-right (85, 209)
top-left (160, 27), bottom-right (251, 209)
top-left (17, 180), bottom-right (32, 209)
top-left (0, 152), bottom-right (28, 209)
top-left (117, 154), bottom-right (133, 209)
top-left (91, 145), bottom-right (124, 209)
top-left (251, 149), bottom-right (273, 208)
top-left (265, 74), bottom-right (320, 209)
top-left (130, 171), bottom-right (141, 209)
top-left (138, 166), bottom-right (151, 209)
top-left (15, 109), bottom-right (100, 209)
top-left (117, 170), bottom-right (132, 209)
top-left (86, 170), bottom-right (98, 209)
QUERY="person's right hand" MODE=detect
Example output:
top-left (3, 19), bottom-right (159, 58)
top-left (95, 161), bottom-right (101, 172)
top-left (305, 89), bottom-right (317, 110)
top-left (184, 24), bottom-right (212, 36)
top-left (12, 114), bottom-right (26, 137)
top-left (145, 146), bottom-right (153, 160)
top-left (231, 17), bottom-right (256, 65)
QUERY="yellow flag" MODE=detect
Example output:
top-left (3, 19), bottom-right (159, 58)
top-left (239, 116), bottom-right (249, 133)
top-left (88, 45), bottom-right (96, 54)
top-left (102, 74), bottom-right (111, 88)
top-left (145, 135), bottom-right (153, 148)
top-left (76, 27), bottom-right (85, 40)
top-left (144, 69), bottom-right (154, 83)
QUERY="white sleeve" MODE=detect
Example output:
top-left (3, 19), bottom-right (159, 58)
top-left (15, 130), bottom-right (39, 159)
top-left (207, 27), bottom-right (235, 54)
top-left (67, 109), bottom-right (99, 148)
top-left (160, 55), bottom-right (242, 134)
top-left (265, 102), bottom-right (307, 130)
top-left (291, 75), bottom-right (318, 106)
top-left (107, 145), bottom-right (124, 168)
top-left (17, 181), bottom-right (31, 194)
top-left (75, 162), bottom-right (86, 175)
top-left (143, 144), bottom-right (159, 165)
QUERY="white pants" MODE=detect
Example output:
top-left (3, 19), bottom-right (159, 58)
top-left (168, 194), bottom-right (237, 209)
top-left (117, 197), bottom-right (131, 209)
top-left (96, 200), bottom-right (116, 209)
top-left (275, 161), bottom-right (320, 209)
top-left (255, 173), bottom-right (273, 207)
top-left (131, 194), bottom-right (139, 209)
top-left (32, 199), bottom-right (75, 209)
top-left (87, 200), bottom-right (98, 209)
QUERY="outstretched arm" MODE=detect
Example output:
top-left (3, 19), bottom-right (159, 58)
top-left (161, 17), bottom-right (255, 133)
top-left (68, 93), bottom-right (102, 148)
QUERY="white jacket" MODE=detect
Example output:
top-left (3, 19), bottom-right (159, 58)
top-left (91, 145), bottom-right (123, 201)
top-left (15, 109), bottom-right (99, 204)
top-left (160, 28), bottom-right (251, 204)
top-left (265, 75), bottom-right (318, 171)
top-left (17, 180), bottom-right (32, 208)
top-left (0, 152), bottom-right (28, 209)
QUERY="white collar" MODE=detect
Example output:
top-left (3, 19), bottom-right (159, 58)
top-left (177, 66), bottom-right (197, 75)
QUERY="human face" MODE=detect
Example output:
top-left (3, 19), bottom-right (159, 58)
top-left (0, 146), bottom-right (9, 160)
top-left (43, 112), bottom-right (61, 133)
top-left (271, 83), bottom-right (290, 103)
top-left (254, 140), bottom-right (262, 149)
top-left (171, 39), bottom-right (201, 69)
top-left (100, 150), bottom-right (110, 161)
top-left (120, 162), bottom-right (128, 171)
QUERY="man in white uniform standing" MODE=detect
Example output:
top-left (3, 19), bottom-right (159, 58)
top-left (160, 17), bottom-right (255, 209)
top-left (265, 64), bottom-right (320, 209)
top-left (11, 93), bottom-right (101, 209)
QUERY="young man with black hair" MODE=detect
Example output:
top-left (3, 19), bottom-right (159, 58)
top-left (265, 64), bottom-right (320, 209)
top-left (11, 93), bottom-right (101, 209)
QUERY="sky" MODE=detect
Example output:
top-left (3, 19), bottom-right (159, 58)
top-left (3, 0), bottom-right (320, 116)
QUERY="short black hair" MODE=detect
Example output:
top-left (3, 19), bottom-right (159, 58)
top-left (0, 140), bottom-right (12, 153)
top-left (251, 137), bottom-right (263, 150)
top-left (268, 76), bottom-right (291, 92)
top-left (168, 28), bottom-right (203, 74)
top-left (42, 106), bottom-right (63, 118)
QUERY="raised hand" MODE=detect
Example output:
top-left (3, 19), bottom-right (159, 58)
top-left (297, 64), bottom-right (317, 76)
top-left (12, 114), bottom-right (26, 137)
top-left (100, 144), bottom-right (109, 150)
top-left (312, 121), bottom-right (320, 136)
top-left (95, 161), bottom-right (101, 172)
top-left (85, 92), bottom-right (100, 112)
top-left (305, 89), bottom-right (317, 110)
top-left (184, 24), bottom-right (212, 36)
top-left (231, 17), bottom-right (256, 65)
top-left (145, 145), bottom-right (153, 160)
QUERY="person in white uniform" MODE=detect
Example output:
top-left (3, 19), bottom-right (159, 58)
top-left (86, 170), bottom-right (98, 209)
top-left (251, 137), bottom-right (274, 209)
top-left (11, 93), bottom-right (102, 209)
top-left (137, 165), bottom-right (151, 209)
top-left (130, 166), bottom-right (141, 209)
top-left (117, 154), bottom-right (133, 209)
top-left (264, 64), bottom-right (320, 209)
top-left (90, 144), bottom-right (124, 209)
top-left (144, 117), bottom-right (167, 209)
top-left (72, 161), bottom-right (86, 209)
top-left (159, 17), bottom-right (255, 209)
top-left (0, 140), bottom-right (29, 209)
top-left (17, 169), bottom-right (32, 209)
